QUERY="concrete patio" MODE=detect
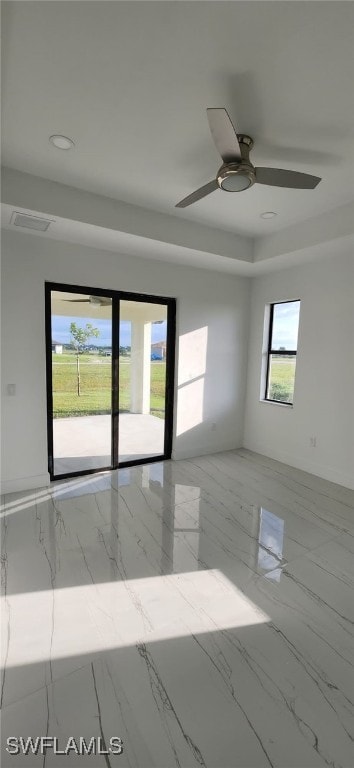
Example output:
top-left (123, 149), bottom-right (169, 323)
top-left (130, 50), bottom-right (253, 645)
top-left (53, 413), bottom-right (165, 475)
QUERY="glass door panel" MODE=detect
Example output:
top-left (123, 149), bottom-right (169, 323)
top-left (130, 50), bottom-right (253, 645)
top-left (118, 300), bottom-right (168, 463)
top-left (50, 290), bottom-right (112, 476)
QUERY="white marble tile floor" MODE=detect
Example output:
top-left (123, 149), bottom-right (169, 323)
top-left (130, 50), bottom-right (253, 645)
top-left (1, 449), bottom-right (354, 767)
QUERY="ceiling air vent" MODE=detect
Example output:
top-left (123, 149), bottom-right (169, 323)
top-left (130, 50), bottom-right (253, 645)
top-left (11, 212), bottom-right (54, 232)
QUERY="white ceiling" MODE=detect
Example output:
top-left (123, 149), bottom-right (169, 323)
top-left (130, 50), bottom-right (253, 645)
top-left (51, 292), bottom-right (167, 322)
top-left (2, 0), bottom-right (354, 242)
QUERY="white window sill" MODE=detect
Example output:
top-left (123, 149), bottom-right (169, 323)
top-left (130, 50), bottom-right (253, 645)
top-left (260, 399), bottom-right (293, 408)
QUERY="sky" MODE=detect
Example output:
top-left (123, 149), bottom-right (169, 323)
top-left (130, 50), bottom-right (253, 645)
top-left (52, 301), bottom-right (299, 349)
top-left (271, 301), bottom-right (300, 350)
top-left (52, 315), bottom-right (167, 347)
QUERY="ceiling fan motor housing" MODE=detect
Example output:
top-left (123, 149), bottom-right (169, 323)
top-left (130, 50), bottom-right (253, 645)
top-left (217, 134), bottom-right (256, 192)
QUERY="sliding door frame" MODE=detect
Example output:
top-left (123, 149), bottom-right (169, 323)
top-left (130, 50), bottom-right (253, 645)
top-left (45, 281), bottom-right (176, 481)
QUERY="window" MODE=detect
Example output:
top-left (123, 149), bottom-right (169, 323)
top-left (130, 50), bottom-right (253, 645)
top-left (265, 300), bottom-right (300, 405)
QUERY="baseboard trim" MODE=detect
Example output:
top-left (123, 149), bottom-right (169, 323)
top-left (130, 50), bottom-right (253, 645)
top-left (1, 473), bottom-right (51, 495)
top-left (242, 442), bottom-right (354, 491)
top-left (172, 441), bottom-right (240, 461)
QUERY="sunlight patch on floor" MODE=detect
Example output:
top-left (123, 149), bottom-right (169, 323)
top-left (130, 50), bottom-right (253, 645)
top-left (1, 569), bottom-right (269, 668)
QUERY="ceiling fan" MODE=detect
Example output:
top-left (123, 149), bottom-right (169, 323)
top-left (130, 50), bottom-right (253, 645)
top-left (176, 108), bottom-right (321, 208)
top-left (63, 296), bottom-right (112, 307)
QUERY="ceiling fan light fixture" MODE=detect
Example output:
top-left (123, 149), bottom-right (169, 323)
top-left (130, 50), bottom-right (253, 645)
top-left (217, 163), bottom-right (255, 192)
top-left (89, 296), bottom-right (102, 307)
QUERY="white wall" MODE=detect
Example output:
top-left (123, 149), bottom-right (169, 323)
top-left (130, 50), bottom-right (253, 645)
top-left (243, 250), bottom-right (354, 489)
top-left (1, 229), bottom-right (251, 493)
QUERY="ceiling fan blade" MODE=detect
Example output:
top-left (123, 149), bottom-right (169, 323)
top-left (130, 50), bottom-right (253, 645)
top-left (62, 297), bottom-right (111, 306)
top-left (206, 108), bottom-right (241, 163)
top-left (176, 179), bottom-right (218, 208)
top-left (255, 167), bottom-right (321, 189)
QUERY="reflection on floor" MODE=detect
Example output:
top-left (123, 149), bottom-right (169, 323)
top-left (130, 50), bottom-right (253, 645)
top-left (53, 413), bottom-right (165, 474)
top-left (1, 449), bottom-right (354, 767)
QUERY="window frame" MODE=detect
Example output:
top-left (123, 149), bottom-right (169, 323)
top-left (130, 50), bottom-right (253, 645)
top-left (264, 299), bottom-right (300, 406)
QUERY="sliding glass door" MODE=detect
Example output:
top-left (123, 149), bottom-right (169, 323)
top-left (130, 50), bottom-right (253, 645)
top-left (46, 283), bottom-right (175, 480)
top-left (48, 289), bottom-right (113, 477)
top-left (118, 300), bottom-right (168, 463)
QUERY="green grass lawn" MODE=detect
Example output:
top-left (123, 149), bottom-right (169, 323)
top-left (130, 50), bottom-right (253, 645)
top-left (268, 357), bottom-right (296, 402)
top-left (53, 353), bottom-right (297, 416)
top-left (52, 354), bottom-right (166, 418)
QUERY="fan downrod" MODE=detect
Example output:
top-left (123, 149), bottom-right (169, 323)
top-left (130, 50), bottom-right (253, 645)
top-left (236, 134), bottom-right (254, 158)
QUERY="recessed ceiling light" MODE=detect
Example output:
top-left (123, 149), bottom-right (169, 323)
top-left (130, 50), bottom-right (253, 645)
top-left (49, 134), bottom-right (75, 150)
top-left (260, 211), bottom-right (277, 219)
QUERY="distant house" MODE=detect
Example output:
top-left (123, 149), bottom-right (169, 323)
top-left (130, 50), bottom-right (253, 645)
top-left (52, 340), bottom-right (63, 354)
top-left (151, 341), bottom-right (166, 360)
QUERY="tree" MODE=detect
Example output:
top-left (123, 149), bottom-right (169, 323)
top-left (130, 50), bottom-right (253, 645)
top-left (69, 322), bottom-right (100, 396)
